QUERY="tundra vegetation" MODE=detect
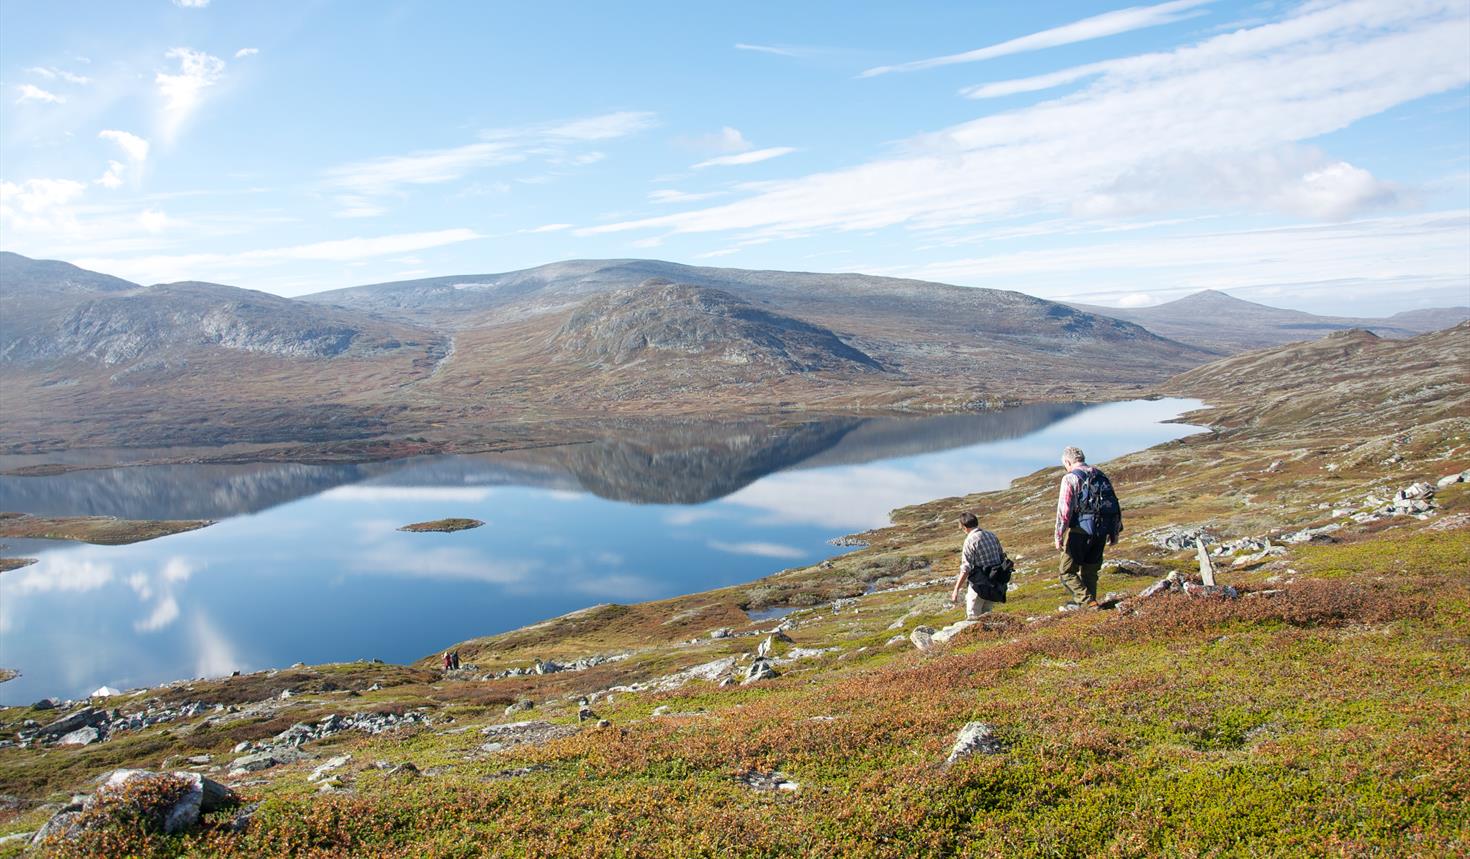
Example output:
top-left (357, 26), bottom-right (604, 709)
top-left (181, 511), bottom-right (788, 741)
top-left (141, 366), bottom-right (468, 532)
top-left (0, 325), bottom-right (1466, 857)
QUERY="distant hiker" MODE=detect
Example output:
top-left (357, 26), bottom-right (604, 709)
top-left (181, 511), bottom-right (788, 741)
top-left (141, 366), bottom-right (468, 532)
top-left (1054, 446), bottom-right (1123, 610)
top-left (450, 650), bottom-right (461, 670)
top-left (442, 651), bottom-right (453, 671)
top-left (951, 512), bottom-right (1012, 619)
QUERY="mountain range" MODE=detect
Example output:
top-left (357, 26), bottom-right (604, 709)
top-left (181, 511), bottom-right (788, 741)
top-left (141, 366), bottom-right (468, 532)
top-left (1069, 289), bottom-right (1468, 354)
top-left (1, 251), bottom-right (1463, 454)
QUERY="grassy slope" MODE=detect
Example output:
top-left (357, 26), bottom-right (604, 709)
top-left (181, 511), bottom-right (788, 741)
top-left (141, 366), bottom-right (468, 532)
top-left (3, 326), bottom-right (1467, 857)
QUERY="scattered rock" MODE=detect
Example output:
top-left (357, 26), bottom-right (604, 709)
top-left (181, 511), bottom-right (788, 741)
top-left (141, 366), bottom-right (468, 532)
top-left (596, 719), bottom-right (612, 729)
top-left (742, 658), bottom-right (779, 684)
top-left (946, 722), bottom-right (1003, 766)
top-left (1280, 524), bottom-right (1341, 544)
top-left (504, 699), bottom-right (534, 716)
top-left (230, 751), bottom-right (286, 774)
top-left (308, 754), bottom-right (351, 783)
top-left (651, 705), bottom-right (672, 717)
top-left (709, 628), bottom-right (734, 640)
top-left (884, 634), bottom-right (907, 648)
top-left (1264, 460), bottom-right (1284, 473)
top-left (756, 631), bottom-right (793, 657)
top-left (739, 770), bottom-right (800, 792)
top-left (931, 619), bottom-right (978, 645)
top-left (1144, 526), bottom-right (1217, 551)
top-left (384, 762), bottom-right (419, 779)
top-left (1436, 469), bottom-right (1470, 489)
top-left (31, 698), bottom-right (57, 711)
top-left (58, 726), bottom-right (101, 746)
top-left (1183, 581), bottom-right (1240, 599)
top-left (909, 626), bottom-right (936, 653)
top-left (226, 801), bottom-right (260, 833)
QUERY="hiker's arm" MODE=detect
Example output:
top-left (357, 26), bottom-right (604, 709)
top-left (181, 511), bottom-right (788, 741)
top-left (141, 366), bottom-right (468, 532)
top-left (952, 537), bottom-right (972, 603)
top-left (1054, 475), bottom-right (1074, 550)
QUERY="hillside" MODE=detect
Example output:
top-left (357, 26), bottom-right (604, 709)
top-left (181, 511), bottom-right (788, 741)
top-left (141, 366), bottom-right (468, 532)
top-left (1, 254), bottom-right (1211, 455)
top-left (1069, 288), bottom-right (1468, 354)
top-left (2, 326), bottom-right (1464, 856)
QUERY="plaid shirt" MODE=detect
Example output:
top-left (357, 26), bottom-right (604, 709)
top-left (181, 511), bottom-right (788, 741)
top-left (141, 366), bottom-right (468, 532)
top-left (1055, 464), bottom-right (1122, 545)
top-left (961, 527), bottom-right (1005, 577)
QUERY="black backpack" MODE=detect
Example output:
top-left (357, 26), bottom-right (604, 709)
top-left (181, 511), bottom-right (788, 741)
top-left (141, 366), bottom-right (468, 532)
top-left (1072, 467), bottom-right (1121, 538)
top-left (968, 556), bottom-right (1013, 603)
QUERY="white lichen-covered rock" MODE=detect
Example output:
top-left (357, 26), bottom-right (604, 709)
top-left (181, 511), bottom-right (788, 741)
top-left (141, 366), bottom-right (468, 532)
top-left (308, 754), bottom-right (351, 783)
top-left (946, 722), bottom-right (1003, 766)
top-left (742, 658), bottom-right (779, 684)
top-left (931, 619), bottom-right (978, 645)
top-left (909, 626), bottom-right (937, 652)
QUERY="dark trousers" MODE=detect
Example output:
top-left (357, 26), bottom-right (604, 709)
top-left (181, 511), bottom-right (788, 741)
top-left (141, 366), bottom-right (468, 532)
top-left (1059, 528), bottom-right (1105, 604)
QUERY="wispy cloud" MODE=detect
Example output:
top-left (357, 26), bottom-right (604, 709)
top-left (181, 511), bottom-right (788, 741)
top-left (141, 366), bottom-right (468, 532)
top-left (321, 111), bottom-right (654, 215)
top-left (582, 2), bottom-right (1469, 241)
top-left (734, 42), bottom-right (833, 60)
top-left (155, 47), bottom-right (225, 142)
top-left (70, 228), bottom-right (482, 285)
top-left (526, 222), bottom-right (573, 233)
top-left (693, 146), bottom-right (796, 169)
top-left (234, 47), bottom-right (259, 59)
top-left (324, 142), bottom-right (524, 196)
top-left (649, 189), bottom-right (726, 204)
top-left (173, 0), bottom-right (210, 7)
top-left (860, 0), bottom-right (1213, 77)
top-left (27, 66), bottom-right (91, 84)
top-left (99, 129), bottom-right (151, 165)
top-left (15, 83), bottom-right (64, 104)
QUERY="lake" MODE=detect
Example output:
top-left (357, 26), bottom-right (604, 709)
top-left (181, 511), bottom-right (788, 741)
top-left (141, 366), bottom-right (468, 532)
top-left (0, 398), bottom-right (1203, 704)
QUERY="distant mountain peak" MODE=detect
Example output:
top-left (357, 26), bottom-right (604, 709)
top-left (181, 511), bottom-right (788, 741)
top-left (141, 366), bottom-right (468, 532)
top-left (552, 280), bottom-right (883, 373)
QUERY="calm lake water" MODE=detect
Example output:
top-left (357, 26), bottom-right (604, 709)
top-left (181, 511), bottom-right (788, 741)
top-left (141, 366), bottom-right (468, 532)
top-left (0, 399), bottom-right (1202, 704)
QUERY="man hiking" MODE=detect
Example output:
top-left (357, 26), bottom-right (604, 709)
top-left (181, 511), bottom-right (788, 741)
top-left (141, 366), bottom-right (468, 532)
top-left (950, 512), bottom-right (1010, 619)
top-left (1054, 446), bottom-right (1122, 611)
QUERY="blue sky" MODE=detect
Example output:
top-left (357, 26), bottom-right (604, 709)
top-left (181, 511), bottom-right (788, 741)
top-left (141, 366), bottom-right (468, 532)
top-left (1, 0), bottom-right (1467, 314)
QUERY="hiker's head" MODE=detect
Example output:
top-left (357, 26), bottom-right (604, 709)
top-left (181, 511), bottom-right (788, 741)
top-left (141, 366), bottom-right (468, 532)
top-left (1062, 446), bottom-right (1086, 468)
top-left (958, 512), bottom-right (979, 531)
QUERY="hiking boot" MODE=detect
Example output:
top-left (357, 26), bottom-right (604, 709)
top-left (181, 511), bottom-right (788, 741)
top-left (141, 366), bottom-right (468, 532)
top-left (1086, 600), bottom-right (1100, 611)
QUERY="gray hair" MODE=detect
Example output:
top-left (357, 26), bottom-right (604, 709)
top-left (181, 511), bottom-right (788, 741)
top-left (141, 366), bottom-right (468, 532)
top-left (1062, 446), bottom-right (1086, 464)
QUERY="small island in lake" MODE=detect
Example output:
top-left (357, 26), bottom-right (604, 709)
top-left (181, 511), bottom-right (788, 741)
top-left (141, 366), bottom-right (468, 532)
top-left (397, 518), bottom-right (485, 533)
top-left (0, 557), bottom-right (39, 572)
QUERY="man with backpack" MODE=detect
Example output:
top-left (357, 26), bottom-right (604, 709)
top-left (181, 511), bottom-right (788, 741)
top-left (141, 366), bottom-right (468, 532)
top-left (951, 512), bottom-right (1011, 619)
top-left (1054, 446), bottom-right (1122, 611)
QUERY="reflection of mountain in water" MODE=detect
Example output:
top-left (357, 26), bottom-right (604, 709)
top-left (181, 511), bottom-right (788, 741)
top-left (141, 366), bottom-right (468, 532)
top-left (788, 403), bottom-right (1088, 470)
top-left (1, 404), bottom-right (1094, 517)
top-left (0, 461), bottom-right (401, 520)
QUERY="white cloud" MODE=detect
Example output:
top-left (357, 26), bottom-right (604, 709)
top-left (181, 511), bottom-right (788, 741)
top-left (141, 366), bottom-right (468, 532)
top-left (324, 142), bottom-right (522, 196)
top-left (174, 0), bottom-right (210, 7)
top-left (95, 161), bottom-right (126, 189)
top-left (139, 208), bottom-right (170, 233)
top-left (1116, 292), bottom-right (1157, 307)
top-left (649, 189), bottom-right (725, 204)
top-left (156, 47), bottom-right (225, 142)
top-left (860, 0), bottom-right (1213, 77)
top-left (234, 48), bottom-right (259, 59)
top-left (708, 540), bottom-right (808, 559)
top-left (69, 227), bottom-right (482, 285)
top-left (527, 222), bottom-right (573, 233)
top-left (0, 178), bottom-right (88, 229)
top-left (322, 111), bottom-right (654, 213)
top-left (886, 210), bottom-right (1470, 307)
top-left (735, 43), bottom-right (802, 57)
top-left (681, 126), bottom-right (753, 154)
top-left (583, 1), bottom-right (1470, 239)
top-left (692, 146), bottom-right (797, 169)
top-left (15, 83), bottom-right (64, 104)
top-left (27, 66), bottom-right (91, 84)
top-left (99, 129), bottom-right (151, 163)
top-left (537, 111), bottom-right (657, 141)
